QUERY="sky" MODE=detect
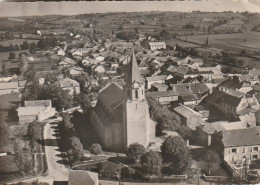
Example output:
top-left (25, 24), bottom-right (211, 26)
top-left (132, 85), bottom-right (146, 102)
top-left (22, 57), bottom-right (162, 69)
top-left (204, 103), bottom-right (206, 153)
top-left (0, 0), bottom-right (259, 17)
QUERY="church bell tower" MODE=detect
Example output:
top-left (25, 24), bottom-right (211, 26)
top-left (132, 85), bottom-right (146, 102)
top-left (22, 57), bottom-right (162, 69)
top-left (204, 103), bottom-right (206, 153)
top-left (122, 51), bottom-right (155, 150)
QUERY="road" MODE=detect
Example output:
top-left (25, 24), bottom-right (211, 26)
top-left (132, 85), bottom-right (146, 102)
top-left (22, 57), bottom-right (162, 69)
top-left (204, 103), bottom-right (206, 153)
top-left (38, 118), bottom-right (69, 183)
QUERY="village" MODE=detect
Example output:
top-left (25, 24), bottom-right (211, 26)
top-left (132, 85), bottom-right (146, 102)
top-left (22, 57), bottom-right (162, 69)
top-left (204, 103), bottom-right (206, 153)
top-left (0, 9), bottom-right (260, 185)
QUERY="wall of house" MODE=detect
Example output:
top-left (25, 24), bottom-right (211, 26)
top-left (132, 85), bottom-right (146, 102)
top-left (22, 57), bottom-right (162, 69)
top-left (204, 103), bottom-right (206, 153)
top-left (186, 114), bottom-right (203, 130)
top-left (194, 127), bottom-right (212, 146)
top-left (147, 80), bottom-right (165, 89)
top-left (19, 115), bottom-right (37, 124)
top-left (0, 88), bottom-right (19, 95)
top-left (224, 145), bottom-right (260, 164)
top-left (157, 96), bottom-right (178, 104)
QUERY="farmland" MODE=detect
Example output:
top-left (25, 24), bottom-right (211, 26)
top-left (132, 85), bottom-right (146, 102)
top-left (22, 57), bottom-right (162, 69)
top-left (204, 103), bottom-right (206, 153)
top-left (177, 31), bottom-right (260, 55)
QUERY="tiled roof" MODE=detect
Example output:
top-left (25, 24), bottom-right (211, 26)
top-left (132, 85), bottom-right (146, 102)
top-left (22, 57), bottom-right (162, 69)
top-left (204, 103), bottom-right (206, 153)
top-left (219, 77), bottom-right (243, 90)
top-left (125, 51), bottom-right (144, 85)
top-left (146, 75), bottom-right (167, 82)
top-left (25, 100), bottom-right (51, 107)
top-left (186, 70), bottom-right (214, 75)
top-left (222, 127), bottom-right (260, 147)
top-left (147, 90), bottom-right (178, 98)
top-left (174, 105), bottom-right (201, 118)
top-left (98, 83), bottom-right (123, 111)
top-left (151, 82), bottom-right (169, 90)
top-left (181, 94), bottom-right (199, 101)
top-left (56, 78), bottom-right (79, 88)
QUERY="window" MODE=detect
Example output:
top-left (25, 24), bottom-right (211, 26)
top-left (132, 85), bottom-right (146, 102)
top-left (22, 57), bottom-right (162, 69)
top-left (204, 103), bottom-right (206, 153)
top-left (231, 148), bottom-right (237, 153)
top-left (242, 148), bottom-right (246, 153)
top-left (253, 147), bottom-right (258, 152)
top-left (135, 90), bottom-right (138, 99)
top-left (252, 155), bottom-right (258, 160)
top-left (142, 89), bottom-right (143, 95)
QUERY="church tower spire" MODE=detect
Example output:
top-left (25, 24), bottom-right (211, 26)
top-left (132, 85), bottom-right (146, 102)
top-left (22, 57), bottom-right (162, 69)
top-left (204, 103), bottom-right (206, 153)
top-left (122, 50), bottom-right (155, 150)
top-left (124, 51), bottom-right (145, 101)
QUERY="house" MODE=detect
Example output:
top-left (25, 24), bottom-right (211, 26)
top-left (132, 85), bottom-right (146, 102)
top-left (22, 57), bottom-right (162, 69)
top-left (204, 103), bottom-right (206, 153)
top-left (69, 67), bottom-right (84, 76)
top-left (59, 57), bottom-right (77, 67)
top-left (197, 64), bottom-right (223, 79)
top-left (0, 80), bottom-right (25, 95)
top-left (209, 88), bottom-right (259, 120)
top-left (82, 57), bottom-right (95, 66)
top-left (146, 75), bottom-right (167, 89)
top-left (57, 49), bottom-right (65, 56)
top-left (173, 105), bottom-right (203, 130)
top-left (147, 90), bottom-right (178, 105)
top-left (90, 51), bottom-right (155, 152)
top-left (94, 65), bottom-right (105, 74)
top-left (151, 82), bottom-right (169, 91)
top-left (171, 83), bottom-right (210, 105)
top-left (149, 42), bottom-right (166, 51)
top-left (17, 100), bottom-right (56, 124)
top-left (219, 77), bottom-right (253, 94)
top-left (68, 170), bottom-right (98, 185)
top-left (56, 78), bottom-right (80, 95)
top-left (178, 56), bottom-right (203, 67)
top-left (215, 127), bottom-right (260, 165)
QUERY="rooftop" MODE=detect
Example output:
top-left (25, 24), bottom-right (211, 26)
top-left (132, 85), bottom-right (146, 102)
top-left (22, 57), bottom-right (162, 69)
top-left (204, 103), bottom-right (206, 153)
top-left (222, 127), bottom-right (260, 147)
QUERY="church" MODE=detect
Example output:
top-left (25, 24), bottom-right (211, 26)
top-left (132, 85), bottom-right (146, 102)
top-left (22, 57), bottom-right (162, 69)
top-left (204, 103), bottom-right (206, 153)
top-left (90, 52), bottom-right (155, 152)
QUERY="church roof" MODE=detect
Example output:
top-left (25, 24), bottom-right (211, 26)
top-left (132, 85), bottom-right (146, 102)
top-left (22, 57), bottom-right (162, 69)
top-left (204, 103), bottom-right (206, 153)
top-left (98, 83), bottom-right (123, 111)
top-left (125, 51), bottom-right (144, 85)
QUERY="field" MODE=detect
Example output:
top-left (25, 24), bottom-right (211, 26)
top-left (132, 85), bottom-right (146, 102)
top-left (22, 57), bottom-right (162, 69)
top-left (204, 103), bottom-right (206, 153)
top-left (0, 39), bottom-right (39, 47)
top-left (177, 32), bottom-right (260, 55)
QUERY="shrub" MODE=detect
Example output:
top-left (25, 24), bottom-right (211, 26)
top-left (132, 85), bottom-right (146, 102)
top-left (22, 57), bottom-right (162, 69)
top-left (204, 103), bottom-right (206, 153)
top-left (141, 151), bottom-right (162, 175)
top-left (89, 143), bottom-right (102, 155)
top-left (127, 143), bottom-right (146, 163)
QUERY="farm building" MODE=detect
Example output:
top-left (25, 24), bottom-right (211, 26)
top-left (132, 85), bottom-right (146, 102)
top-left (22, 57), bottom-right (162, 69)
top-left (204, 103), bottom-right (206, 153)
top-left (149, 42), bottom-right (166, 51)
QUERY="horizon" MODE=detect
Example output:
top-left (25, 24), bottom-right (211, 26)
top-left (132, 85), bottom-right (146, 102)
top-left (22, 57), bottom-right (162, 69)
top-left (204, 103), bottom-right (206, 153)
top-left (0, 0), bottom-right (259, 17)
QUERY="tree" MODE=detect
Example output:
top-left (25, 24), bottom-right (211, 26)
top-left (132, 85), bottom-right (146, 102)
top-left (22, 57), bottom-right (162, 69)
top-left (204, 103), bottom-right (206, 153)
top-left (127, 143), bottom-right (146, 163)
top-left (37, 38), bottom-right (47, 49)
top-left (73, 92), bottom-right (91, 111)
top-left (1, 61), bottom-right (9, 77)
top-left (8, 52), bottom-right (16, 59)
top-left (140, 151), bottom-right (162, 175)
top-left (97, 162), bottom-right (104, 174)
top-left (21, 41), bottom-right (29, 50)
top-left (89, 143), bottom-right (102, 155)
top-left (71, 136), bottom-right (84, 161)
top-left (200, 150), bottom-right (221, 175)
top-left (161, 136), bottom-right (191, 174)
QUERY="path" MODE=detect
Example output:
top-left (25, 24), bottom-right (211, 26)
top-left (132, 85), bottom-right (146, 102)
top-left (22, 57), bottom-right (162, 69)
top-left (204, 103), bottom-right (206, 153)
top-left (38, 118), bottom-right (69, 183)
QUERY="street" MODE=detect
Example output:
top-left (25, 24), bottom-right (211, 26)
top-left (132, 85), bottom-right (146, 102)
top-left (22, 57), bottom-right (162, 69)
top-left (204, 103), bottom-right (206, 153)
top-left (38, 118), bottom-right (69, 183)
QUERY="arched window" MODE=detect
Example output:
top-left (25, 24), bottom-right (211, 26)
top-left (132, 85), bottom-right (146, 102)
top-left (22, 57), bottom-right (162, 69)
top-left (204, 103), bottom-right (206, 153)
top-left (135, 89), bottom-right (138, 99)
top-left (142, 89), bottom-right (144, 95)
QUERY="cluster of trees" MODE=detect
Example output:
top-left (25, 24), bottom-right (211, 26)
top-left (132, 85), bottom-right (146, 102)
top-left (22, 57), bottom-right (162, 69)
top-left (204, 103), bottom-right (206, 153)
top-left (146, 96), bottom-right (181, 136)
top-left (116, 32), bottom-right (136, 41)
top-left (0, 41), bottom-right (37, 53)
top-left (36, 37), bottom-right (57, 50)
top-left (22, 68), bottom-right (74, 111)
top-left (127, 136), bottom-right (192, 175)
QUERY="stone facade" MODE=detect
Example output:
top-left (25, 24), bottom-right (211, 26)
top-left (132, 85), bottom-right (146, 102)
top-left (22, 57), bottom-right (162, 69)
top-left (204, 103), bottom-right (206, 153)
top-left (90, 52), bottom-right (155, 152)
